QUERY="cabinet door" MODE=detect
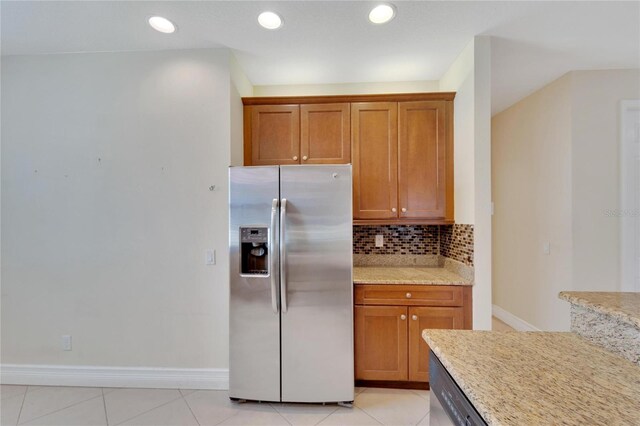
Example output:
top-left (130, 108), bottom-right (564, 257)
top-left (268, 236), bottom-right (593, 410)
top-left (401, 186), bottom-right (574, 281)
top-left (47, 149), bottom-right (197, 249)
top-left (355, 305), bottom-right (408, 381)
top-left (398, 101), bottom-right (448, 219)
top-left (352, 102), bottom-right (398, 219)
top-left (300, 103), bottom-right (350, 164)
top-left (249, 105), bottom-right (300, 165)
top-left (408, 307), bottom-right (464, 382)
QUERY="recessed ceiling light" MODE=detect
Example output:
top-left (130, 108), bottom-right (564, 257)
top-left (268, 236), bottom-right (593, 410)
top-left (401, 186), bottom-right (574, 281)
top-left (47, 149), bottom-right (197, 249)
top-left (148, 16), bottom-right (176, 34)
top-left (368, 4), bottom-right (396, 24)
top-left (258, 11), bottom-right (283, 30)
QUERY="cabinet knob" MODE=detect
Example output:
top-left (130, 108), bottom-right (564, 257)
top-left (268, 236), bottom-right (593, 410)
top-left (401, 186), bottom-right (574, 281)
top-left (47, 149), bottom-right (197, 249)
top-left (293, 156), bottom-right (298, 161)
top-left (412, 315), bottom-right (418, 321)
top-left (302, 155), bottom-right (308, 161)
top-left (401, 208), bottom-right (407, 213)
top-left (400, 314), bottom-right (407, 320)
top-left (406, 292), bottom-right (412, 298)
top-left (391, 208), bottom-right (397, 213)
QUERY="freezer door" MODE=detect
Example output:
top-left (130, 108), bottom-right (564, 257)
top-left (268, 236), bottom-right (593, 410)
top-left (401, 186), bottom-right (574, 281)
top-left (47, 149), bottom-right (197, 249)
top-left (280, 165), bottom-right (354, 403)
top-left (229, 166), bottom-right (281, 402)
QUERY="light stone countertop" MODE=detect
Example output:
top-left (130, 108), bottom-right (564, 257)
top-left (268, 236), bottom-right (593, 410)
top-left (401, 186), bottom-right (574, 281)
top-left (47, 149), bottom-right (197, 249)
top-left (422, 330), bottom-right (640, 426)
top-left (559, 291), bottom-right (640, 329)
top-left (353, 266), bottom-right (471, 285)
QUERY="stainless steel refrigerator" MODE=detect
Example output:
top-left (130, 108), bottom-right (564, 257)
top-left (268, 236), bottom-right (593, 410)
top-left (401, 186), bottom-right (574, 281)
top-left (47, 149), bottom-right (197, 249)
top-left (229, 165), bottom-right (354, 404)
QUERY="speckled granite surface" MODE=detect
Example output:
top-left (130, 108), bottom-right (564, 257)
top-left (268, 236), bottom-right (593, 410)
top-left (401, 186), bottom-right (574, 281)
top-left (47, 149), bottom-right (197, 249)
top-left (442, 258), bottom-right (474, 282)
top-left (559, 291), bottom-right (640, 329)
top-left (353, 266), bottom-right (471, 285)
top-left (569, 305), bottom-right (640, 365)
top-left (422, 330), bottom-right (640, 426)
top-left (353, 254), bottom-right (440, 267)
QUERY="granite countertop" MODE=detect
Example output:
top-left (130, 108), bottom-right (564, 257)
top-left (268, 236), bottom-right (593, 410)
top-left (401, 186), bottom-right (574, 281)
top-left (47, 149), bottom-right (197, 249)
top-left (422, 330), bottom-right (640, 426)
top-left (353, 266), bottom-right (471, 285)
top-left (559, 291), bottom-right (640, 329)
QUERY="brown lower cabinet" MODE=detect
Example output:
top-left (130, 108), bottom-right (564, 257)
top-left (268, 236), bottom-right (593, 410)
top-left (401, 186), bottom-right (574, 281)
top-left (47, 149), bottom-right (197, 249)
top-left (354, 284), bottom-right (471, 384)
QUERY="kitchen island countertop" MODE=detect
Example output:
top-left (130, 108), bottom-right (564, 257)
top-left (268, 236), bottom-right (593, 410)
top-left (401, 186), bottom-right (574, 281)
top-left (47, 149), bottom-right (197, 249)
top-left (353, 266), bottom-right (471, 285)
top-left (559, 291), bottom-right (640, 328)
top-left (422, 329), bottom-right (640, 426)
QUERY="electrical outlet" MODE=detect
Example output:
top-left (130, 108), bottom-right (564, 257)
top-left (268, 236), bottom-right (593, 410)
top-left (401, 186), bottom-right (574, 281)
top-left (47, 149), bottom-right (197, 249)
top-left (543, 242), bottom-right (551, 255)
top-left (375, 235), bottom-right (384, 247)
top-left (61, 335), bottom-right (72, 351)
top-left (206, 249), bottom-right (216, 265)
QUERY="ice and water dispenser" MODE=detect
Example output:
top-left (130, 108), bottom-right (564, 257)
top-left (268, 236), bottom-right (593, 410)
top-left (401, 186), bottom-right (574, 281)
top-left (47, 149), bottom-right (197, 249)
top-left (239, 226), bottom-right (269, 276)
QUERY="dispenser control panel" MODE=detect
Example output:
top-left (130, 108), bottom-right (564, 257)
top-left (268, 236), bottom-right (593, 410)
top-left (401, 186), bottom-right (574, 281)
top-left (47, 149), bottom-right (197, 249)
top-left (239, 226), bottom-right (269, 276)
top-left (240, 227), bottom-right (268, 244)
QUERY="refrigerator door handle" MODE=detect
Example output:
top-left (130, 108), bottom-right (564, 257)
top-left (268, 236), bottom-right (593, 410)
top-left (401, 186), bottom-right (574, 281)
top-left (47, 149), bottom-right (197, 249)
top-left (280, 198), bottom-right (288, 313)
top-left (270, 198), bottom-right (279, 314)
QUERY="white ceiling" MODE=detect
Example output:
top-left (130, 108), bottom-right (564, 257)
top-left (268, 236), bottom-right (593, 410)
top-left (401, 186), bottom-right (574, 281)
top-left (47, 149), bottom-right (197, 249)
top-left (2, 1), bottom-right (639, 114)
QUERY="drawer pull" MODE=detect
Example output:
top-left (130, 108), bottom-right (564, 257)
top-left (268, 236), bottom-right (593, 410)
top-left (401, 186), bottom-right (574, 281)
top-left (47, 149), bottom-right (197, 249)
top-left (412, 315), bottom-right (418, 321)
top-left (293, 156), bottom-right (298, 161)
top-left (400, 314), bottom-right (406, 320)
top-left (401, 208), bottom-right (407, 213)
top-left (406, 292), bottom-right (412, 298)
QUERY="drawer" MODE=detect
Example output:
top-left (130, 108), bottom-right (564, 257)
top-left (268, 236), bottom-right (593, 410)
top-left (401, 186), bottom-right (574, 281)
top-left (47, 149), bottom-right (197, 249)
top-left (355, 284), bottom-right (464, 307)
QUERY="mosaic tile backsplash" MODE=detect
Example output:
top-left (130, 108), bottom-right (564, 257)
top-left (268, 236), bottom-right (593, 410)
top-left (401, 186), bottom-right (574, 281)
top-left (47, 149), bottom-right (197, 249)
top-left (353, 224), bottom-right (474, 266)
top-left (353, 225), bottom-right (439, 255)
top-left (440, 224), bottom-right (474, 266)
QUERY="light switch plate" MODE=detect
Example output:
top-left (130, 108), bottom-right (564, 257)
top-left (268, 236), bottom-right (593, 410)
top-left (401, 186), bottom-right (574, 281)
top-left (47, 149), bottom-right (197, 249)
top-left (375, 235), bottom-right (384, 247)
top-left (543, 242), bottom-right (551, 255)
top-left (61, 335), bottom-right (72, 351)
top-left (206, 249), bottom-right (216, 265)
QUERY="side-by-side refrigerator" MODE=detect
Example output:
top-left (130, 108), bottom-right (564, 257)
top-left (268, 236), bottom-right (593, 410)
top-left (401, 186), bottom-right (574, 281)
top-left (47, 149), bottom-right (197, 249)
top-left (229, 165), bottom-right (354, 404)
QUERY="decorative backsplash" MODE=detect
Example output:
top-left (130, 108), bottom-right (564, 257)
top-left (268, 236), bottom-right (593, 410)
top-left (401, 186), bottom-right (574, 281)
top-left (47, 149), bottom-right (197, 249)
top-left (353, 224), bottom-right (474, 266)
top-left (440, 224), bottom-right (474, 266)
top-left (353, 225), bottom-right (439, 255)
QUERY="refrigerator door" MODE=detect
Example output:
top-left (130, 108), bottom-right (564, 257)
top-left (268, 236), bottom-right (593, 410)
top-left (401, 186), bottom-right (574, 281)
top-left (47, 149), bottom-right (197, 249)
top-left (229, 166), bottom-right (281, 402)
top-left (280, 165), bottom-right (354, 403)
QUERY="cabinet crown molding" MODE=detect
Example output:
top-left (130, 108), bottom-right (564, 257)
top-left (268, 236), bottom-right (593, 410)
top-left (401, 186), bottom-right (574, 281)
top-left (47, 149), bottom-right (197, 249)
top-left (242, 92), bottom-right (456, 106)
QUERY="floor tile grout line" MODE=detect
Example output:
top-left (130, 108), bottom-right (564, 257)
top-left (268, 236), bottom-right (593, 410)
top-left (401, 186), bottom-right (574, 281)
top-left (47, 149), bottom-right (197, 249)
top-left (213, 410), bottom-right (242, 426)
top-left (181, 393), bottom-right (201, 426)
top-left (15, 386), bottom-right (28, 426)
top-left (101, 388), bottom-right (109, 426)
top-left (415, 411), bottom-right (429, 426)
top-left (17, 393), bottom-right (104, 425)
top-left (266, 402), bottom-right (293, 426)
top-left (312, 405), bottom-right (340, 426)
top-left (111, 394), bottom-right (185, 426)
top-left (352, 405), bottom-right (384, 426)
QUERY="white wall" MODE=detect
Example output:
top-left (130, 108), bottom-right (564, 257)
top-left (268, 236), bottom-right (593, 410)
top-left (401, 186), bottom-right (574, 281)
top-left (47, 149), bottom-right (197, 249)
top-left (253, 80), bottom-right (439, 97)
top-left (440, 41), bottom-right (475, 225)
top-left (571, 70), bottom-right (640, 292)
top-left (492, 69), bottom-right (640, 331)
top-left (230, 53), bottom-right (253, 166)
top-left (472, 36), bottom-right (493, 332)
top-left (439, 36), bottom-right (493, 330)
top-left (492, 74), bottom-right (574, 331)
top-left (1, 49), bottom-right (234, 369)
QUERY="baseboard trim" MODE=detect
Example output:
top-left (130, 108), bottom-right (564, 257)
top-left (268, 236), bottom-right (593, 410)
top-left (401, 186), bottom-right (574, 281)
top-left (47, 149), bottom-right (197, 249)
top-left (492, 305), bottom-right (541, 331)
top-left (0, 364), bottom-right (229, 390)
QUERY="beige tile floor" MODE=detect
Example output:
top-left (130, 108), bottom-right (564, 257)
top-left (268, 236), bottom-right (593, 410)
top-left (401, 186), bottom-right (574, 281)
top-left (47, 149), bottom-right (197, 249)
top-left (491, 316), bottom-right (515, 332)
top-left (0, 385), bottom-right (430, 426)
top-left (1, 318), bottom-right (512, 425)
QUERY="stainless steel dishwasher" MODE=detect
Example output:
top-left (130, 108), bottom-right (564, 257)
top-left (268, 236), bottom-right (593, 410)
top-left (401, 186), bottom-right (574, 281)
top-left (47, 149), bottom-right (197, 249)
top-left (429, 351), bottom-right (487, 426)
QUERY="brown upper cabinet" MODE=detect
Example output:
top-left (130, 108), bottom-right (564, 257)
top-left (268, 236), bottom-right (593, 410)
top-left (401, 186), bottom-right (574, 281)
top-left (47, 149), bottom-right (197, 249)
top-left (242, 93), bottom-right (454, 224)
top-left (353, 100), bottom-right (453, 222)
top-left (301, 103), bottom-right (351, 164)
top-left (352, 102), bottom-right (398, 219)
top-left (244, 102), bottom-right (350, 165)
top-left (248, 105), bottom-right (300, 165)
top-left (398, 101), bottom-right (453, 220)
